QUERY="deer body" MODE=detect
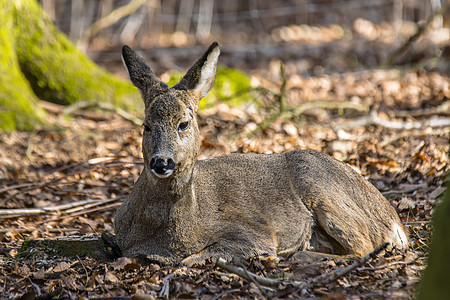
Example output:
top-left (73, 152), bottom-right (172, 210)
top-left (115, 43), bottom-right (408, 265)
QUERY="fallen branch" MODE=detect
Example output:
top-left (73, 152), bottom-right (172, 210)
top-left (379, 127), bottom-right (450, 147)
top-left (247, 100), bottom-right (368, 138)
top-left (64, 101), bottom-right (143, 126)
top-left (216, 257), bottom-right (306, 289)
top-left (0, 179), bottom-right (61, 194)
top-left (78, 0), bottom-right (146, 48)
top-left (0, 197), bottom-right (124, 218)
top-left (64, 202), bottom-right (123, 218)
top-left (393, 101), bottom-right (450, 118)
top-left (247, 61), bottom-right (369, 138)
top-left (21, 235), bottom-right (113, 261)
top-left (160, 273), bottom-right (176, 298)
top-left (310, 243), bottom-right (389, 286)
top-left (0, 159), bottom-right (140, 197)
top-left (216, 242), bottom-right (389, 291)
top-left (336, 110), bottom-right (450, 130)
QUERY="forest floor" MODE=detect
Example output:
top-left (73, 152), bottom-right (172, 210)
top-left (1, 63), bottom-right (449, 299)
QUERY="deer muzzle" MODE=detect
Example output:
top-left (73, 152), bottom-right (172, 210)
top-left (150, 156), bottom-right (176, 178)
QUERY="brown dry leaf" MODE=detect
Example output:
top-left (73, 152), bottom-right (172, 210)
top-left (46, 280), bottom-right (61, 293)
top-left (32, 269), bottom-right (46, 280)
top-left (52, 261), bottom-right (72, 273)
top-left (105, 272), bottom-right (119, 283)
top-left (16, 264), bottom-right (31, 276)
top-left (111, 257), bottom-right (141, 271)
top-left (62, 276), bottom-right (77, 291)
top-left (398, 196), bottom-right (416, 211)
top-left (404, 251), bottom-right (418, 264)
top-left (6, 230), bottom-right (23, 241)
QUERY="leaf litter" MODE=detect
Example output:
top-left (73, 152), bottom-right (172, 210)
top-left (0, 61), bottom-right (449, 298)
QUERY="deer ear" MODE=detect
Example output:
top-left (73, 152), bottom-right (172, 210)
top-left (122, 45), bottom-right (167, 94)
top-left (174, 42), bottom-right (220, 99)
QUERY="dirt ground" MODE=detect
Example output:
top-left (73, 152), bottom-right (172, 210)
top-left (1, 58), bottom-right (449, 298)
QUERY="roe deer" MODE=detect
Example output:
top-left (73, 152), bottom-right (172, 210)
top-left (114, 42), bottom-right (408, 266)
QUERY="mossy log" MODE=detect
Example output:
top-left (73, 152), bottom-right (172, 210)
top-left (20, 234), bottom-right (120, 261)
top-left (0, 0), bottom-right (140, 132)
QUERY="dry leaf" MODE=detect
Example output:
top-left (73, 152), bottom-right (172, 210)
top-left (111, 257), bottom-right (141, 271)
top-left (53, 261), bottom-right (72, 273)
top-left (105, 272), bottom-right (119, 283)
top-left (398, 196), bottom-right (416, 211)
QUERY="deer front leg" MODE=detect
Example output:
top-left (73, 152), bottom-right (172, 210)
top-left (182, 238), bottom-right (277, 267)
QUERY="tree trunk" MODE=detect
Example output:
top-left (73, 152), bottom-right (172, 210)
top-left (0, 1), bottom-right (44, 131)
top-left (417, 181), bottom-right (450, 299)
top-left (0, 0), bottom-right (140, 132)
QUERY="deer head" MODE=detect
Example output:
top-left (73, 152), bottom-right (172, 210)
top-left (122, 43), bottom-right (220, 181)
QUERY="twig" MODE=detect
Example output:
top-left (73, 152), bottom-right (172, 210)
top-left (336, 110), bottom-right (450, 130)
top-left (379, 127), bottom-right (450, 147)
top-left (310, 242), bottom-right (389, 286)
top-left (292, 100), bottom-right (368, 115)
top-left (247, 111), bottom-right (285, 138)
top-left (279, 62), bottom-right (287, 113)
top-left (247, 100), bottom-right (368, 138)
top-left (212, 288), bottom-right (241, 300)
top-left (246, 60), bottom-right (369, 138)
top-left (357, 256), bottom-right (420, 272)
top-left (78, 0), bottom-right (146, 47)
top-left (0, 159), bottom-right (140, 198)
top-left (0, 198), bottom-right (123, 218)
top-left (68, 202), bottom-right (123, 217)
top-left (393, 101), bottom-right (450, 118)
top-left (216, 242), bottom-right (389, 291)
top-left (241, 263), bottom-right (272, 297)
top-left (0, 179), bottom-right (61, 194)
top-left (381, 186), bottom-right (423, 196)
top-left (160, 273), bottom-right (175, 298)
top-left (216, 257), bottom-right (306, 289)
top-left (28, 278), bottom-right (41, 296)
top-left (64, 101), bottom-right (143, 126)
top-left (31, 202), bottom-right (123, 226)
top-left (381, 3), bottom-right (449, 67)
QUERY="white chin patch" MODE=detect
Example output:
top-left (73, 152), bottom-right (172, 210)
top-left (151, 169), bottom-right (174, 178)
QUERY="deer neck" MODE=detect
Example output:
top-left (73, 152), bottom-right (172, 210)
top-left (142, 165), bottom-right (196, 209)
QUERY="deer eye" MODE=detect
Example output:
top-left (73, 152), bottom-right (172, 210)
top-left (178, 121), bottom-right (189, 132)
top-left (143, 124), bottom-right (151, 132)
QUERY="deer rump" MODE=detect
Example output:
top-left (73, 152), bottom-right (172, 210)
top-left (114, 43), bottom-right (408, 266)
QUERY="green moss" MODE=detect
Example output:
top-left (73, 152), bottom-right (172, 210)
top-left (0, 0), bottom-right (44, 132)
top-left (11, 0), bottom-right (141, 111)
top-left (167, 66), bottom-right (252, 110)
top-left (0, 0), bottom-right (143, 132)
top-left (18, 236), bottom-right (110, 261)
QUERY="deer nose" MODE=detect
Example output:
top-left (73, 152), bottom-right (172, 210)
top-left (150, 157), bottom-right (176, 177)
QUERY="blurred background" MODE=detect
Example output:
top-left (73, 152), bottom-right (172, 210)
top-left (38, 0), bottom-right (449, 75)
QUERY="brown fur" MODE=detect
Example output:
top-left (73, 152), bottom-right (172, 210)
top-left (115, 43), bottom-right (408, 266)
